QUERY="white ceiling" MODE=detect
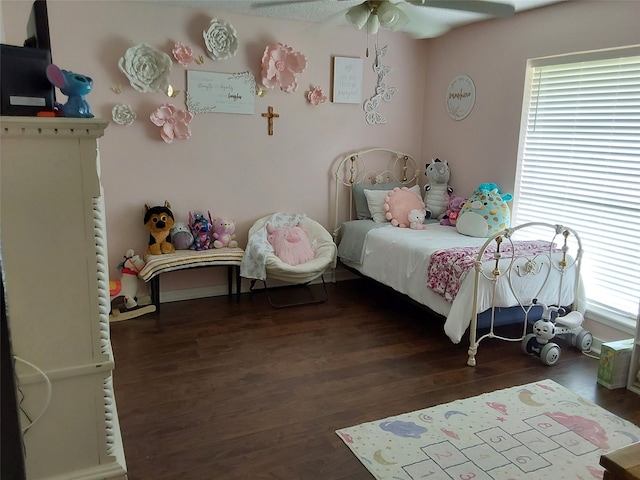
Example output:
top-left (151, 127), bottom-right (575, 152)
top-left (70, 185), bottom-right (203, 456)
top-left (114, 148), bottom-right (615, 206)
top-left (154, 0), bottom-right (565, 37)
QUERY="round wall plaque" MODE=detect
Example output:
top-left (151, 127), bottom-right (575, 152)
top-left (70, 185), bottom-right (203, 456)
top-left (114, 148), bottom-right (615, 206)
top-left (446, 75), bottom-right (475, 120)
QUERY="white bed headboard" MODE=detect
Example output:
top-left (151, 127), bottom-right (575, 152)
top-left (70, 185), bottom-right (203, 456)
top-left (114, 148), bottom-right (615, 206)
top-left (333, 147), bottom-right (419, 239)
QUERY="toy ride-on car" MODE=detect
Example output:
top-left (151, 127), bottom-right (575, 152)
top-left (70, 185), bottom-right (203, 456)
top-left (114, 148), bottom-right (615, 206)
top-left (522, 299), bottom-right (593, 366)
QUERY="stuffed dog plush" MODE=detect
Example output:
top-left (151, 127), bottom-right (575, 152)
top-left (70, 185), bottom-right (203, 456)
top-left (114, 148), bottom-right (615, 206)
top-left (144, 201), bottom-right (176, 255)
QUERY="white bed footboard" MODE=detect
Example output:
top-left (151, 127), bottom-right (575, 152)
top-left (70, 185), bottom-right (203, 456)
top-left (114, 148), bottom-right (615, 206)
top-left (466, 222), bottom-right (583, 367)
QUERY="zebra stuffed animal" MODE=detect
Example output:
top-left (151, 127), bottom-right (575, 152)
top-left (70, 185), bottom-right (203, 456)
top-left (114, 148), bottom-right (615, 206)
top-left (424, 158), bottom-right (453, 219)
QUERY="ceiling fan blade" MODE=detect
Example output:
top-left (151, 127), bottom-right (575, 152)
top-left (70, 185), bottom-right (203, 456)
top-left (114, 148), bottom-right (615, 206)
top-left (395, 3), bottom-right (451, 38)
top-left (416, 0), bottom-right (515, 18)
top-left (251, 0), bottom-right (325, 8)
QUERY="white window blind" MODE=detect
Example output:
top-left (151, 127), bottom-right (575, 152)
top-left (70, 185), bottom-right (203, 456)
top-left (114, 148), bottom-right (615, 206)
top-left (513, 46), bottom-right (640, 332)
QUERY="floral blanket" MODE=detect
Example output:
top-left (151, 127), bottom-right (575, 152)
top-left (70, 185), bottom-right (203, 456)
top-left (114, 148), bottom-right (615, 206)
top-left (428, 240), bottom-right (555, 302)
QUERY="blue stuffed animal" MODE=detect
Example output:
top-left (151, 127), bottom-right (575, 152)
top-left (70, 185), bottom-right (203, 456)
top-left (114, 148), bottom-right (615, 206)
top-left (456, 183), bottom-right (513, 237)
top-left (189, 211), bottom-right (213, 251)
top-left (46, 64), bottom-right (94, 118)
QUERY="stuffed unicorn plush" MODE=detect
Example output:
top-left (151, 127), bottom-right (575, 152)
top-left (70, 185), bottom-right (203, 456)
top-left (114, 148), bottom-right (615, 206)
top-left (109, 249), bottom-right (145, 310)
top-left (456, 183), bottom-right (513, 237)
top-left (424, 158), bottom-right (453, 219)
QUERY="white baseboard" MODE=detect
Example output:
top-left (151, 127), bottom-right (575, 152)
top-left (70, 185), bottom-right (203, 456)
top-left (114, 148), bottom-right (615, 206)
top-left (160, 284), bottom-right (230, 304)
top-left (589, 337), bottom-right (603, 356)
top-left (157, 266), bottom-right (359, 304)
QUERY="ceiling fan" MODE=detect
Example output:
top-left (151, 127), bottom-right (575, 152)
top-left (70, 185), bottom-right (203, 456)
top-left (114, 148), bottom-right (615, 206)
top-left (252, 0), bottom-right (516, 39)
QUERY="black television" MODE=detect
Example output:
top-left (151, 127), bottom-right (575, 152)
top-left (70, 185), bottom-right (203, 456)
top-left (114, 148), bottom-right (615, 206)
top-left (0, 0), bottom-right (55, 116)
top-left (24, 0), bottom-right (51, 53)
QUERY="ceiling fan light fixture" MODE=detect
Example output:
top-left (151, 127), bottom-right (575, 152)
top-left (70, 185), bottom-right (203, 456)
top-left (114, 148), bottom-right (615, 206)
top-left (377, 3), bottom-right (409, 31)
top-left (366, 12), bottom-right (380, 34)
top-left (376, 2), bottom-right (398, 26)
top-left (345, 4), bottom-right (371, 31)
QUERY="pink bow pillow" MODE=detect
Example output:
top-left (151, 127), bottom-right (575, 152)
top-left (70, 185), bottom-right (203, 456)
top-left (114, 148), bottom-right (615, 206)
top-left (266, 223), bottom-right (315, 266)
top-left (384, 187), bottom-right (426, 228)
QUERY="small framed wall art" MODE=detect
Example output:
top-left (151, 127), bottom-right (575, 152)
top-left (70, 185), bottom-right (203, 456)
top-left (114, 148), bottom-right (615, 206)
top-left (446, 74), bottom-right (475, 120)
top-left (332, 56), bottom-right (363, 104)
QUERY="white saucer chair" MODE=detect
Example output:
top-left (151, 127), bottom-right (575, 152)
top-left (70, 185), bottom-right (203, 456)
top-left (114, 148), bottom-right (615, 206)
top-left (247, 214), bottom-right (337, 308)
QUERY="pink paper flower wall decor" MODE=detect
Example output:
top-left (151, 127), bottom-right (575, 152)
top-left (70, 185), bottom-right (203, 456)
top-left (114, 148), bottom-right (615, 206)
top-left (150, 103), bottom-right (193, 144)
top-left (261, 43), bottom-right (307, 93)
top-left (306, 86), bottom-right (327, 106)
top-left (172, 42), bottom-right (194, 67)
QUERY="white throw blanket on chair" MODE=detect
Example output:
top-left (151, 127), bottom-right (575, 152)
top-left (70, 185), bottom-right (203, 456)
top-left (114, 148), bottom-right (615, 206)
top-left (240, 212), bottom-right (307, 280)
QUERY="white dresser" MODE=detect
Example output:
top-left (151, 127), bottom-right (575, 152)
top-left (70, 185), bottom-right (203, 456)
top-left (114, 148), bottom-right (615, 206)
top-left (0, 117), bottom-right (126, 479)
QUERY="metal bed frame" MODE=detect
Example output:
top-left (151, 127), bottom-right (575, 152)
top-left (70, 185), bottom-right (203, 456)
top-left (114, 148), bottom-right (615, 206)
top-left (332, 147), bottom-right (584, 366)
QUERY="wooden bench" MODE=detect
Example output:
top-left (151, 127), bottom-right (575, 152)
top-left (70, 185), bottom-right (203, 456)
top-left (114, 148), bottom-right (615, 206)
top-left (138, 248), bottom-right (244, 318)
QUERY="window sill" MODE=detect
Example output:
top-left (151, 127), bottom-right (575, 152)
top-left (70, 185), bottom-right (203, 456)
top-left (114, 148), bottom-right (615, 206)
top-left (585, 307), bottom-right (636, 337)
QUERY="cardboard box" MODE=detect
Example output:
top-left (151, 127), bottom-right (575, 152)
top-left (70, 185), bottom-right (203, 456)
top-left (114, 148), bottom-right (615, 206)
top-left (597, 339), bottom-right (634, 389)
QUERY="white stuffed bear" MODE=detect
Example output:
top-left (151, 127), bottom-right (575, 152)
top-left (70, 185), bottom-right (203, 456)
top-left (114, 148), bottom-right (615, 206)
top-left (408, 209), bottom-right (427, 230)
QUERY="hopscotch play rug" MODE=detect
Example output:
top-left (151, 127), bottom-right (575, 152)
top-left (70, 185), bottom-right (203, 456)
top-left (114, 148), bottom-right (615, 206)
top-left (336, 379), bottom-right (640, 480)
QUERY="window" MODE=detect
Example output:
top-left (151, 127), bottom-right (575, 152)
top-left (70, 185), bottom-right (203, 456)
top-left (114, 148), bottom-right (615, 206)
top-left (513, 46), bottom-right (640, 333)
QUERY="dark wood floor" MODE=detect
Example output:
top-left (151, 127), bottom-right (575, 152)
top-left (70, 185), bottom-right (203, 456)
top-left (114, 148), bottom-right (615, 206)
top-left (110, 279), bottom-right (640, 480)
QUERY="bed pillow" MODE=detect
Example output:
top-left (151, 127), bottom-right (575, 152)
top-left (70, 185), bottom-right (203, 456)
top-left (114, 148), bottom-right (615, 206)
top-left (365, 185), bottom-right (421, 223)
top-left (384, 187), bottom-right (426, 228)
top-left (353, 182), bottom-right (404, 220)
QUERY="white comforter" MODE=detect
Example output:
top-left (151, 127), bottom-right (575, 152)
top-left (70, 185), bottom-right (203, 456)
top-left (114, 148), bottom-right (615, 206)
top-left (343, 224), bottom-right (582, 344)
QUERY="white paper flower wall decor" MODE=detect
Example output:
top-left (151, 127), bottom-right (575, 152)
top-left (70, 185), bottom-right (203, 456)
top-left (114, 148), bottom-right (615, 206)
top-left (118, 44), bottom-right (172, 93)
top-left (261, 43), bottom-right (307, 93)
top-left (111, 104), bottom-right (136, 126)
top-left (203, 18), bottom-right (238, 61)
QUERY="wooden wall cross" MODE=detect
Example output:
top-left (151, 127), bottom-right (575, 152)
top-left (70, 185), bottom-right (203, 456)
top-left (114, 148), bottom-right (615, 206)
top-left (261, 106), bottom-right (280, 136)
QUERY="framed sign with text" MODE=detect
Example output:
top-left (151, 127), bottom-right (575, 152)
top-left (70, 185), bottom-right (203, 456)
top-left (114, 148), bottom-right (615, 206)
top-left (186, 70), bottom-right (256, 115)
top-left (446, 74), bottom-right (475, 120)
top-left (332, 56), bottom-right (363, 104)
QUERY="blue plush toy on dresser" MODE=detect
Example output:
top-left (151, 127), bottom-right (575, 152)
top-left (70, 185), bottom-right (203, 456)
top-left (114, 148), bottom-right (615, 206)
top-left (46, 64), bottom-right (94, 118)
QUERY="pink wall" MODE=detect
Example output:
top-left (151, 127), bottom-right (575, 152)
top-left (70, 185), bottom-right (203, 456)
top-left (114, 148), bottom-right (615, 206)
top-left (1, 0), bottom-right (426, 297)
top-left (420, 1), bottom-right (640, 198)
